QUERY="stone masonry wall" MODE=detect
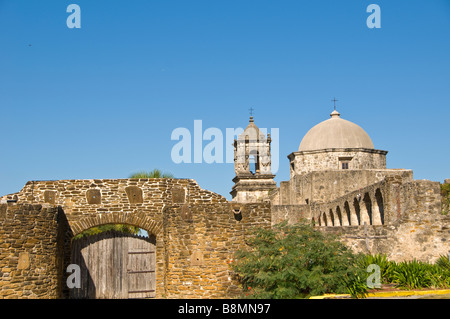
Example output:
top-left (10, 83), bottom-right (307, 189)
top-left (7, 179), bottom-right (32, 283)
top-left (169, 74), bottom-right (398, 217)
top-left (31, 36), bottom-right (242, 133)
top-left (290, 149), bottom-right (387, 176)
top-left (315, 179), bottom-right (448, 262)
top-left (0, 203), bottom-right (68, 298)
top-left (271, 175), bottom-right (448, 263)
top-left (163, 202), bottom-right (271, 298)
top-left (272, 168), bottom-right (413, 206)
top-left (0, 179), bottom-right (272, 299)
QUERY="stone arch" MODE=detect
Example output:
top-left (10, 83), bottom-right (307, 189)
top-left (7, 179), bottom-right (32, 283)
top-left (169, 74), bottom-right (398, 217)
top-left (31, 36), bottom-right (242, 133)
top-left (70, 212), bottom-right (162, 238)
top-left (374, 188), bottom-right (384, 225)
top-left (362, 193), bottom-right (372, 225)
top-left (353, 197), bottom-right (361, 225)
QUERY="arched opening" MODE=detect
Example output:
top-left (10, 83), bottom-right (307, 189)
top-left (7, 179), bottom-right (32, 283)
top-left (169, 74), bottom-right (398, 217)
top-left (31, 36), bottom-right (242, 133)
top-left (68, 214), bottom-right (162, 299)
top-left (248, 151), bottom-right (260, 175)
top-left (353, 198), bottom-right (361, 225)
top-left (73, 223), bottom-right (148, 240)
top-left (336, 206), bottom-right (343, 226)
top-left (344, 201), bottom-right (352, 226)
top-left (70, 224), bottom-right (157, 299)
top-left (375, 189), bottom-right (385, 225)
top-left (323, 212), bottom-right (328, 226)
top-left (363, 193), bottom-right (373, 225)
top-left (329, 209), bottom-right (335, 226)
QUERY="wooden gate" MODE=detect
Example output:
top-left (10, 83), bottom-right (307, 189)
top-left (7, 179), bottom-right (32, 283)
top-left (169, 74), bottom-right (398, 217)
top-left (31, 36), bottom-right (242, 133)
top-left (70, 230), bottom-right (156, 299)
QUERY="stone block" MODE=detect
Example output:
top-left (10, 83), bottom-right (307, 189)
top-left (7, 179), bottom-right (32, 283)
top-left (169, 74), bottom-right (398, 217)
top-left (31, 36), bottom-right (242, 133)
top-left (17, 252), bottom-right (30, 270)
top-left (172, 187), bottom-right (185, 204)
top-left (44, 191), bottom-right (56, 204)
top-left (125, 186), bottom-right (143, 204)
top-left (86, 189), bottom-right (101, 204)
top-left (180, 204), bottom-right (192, 221)
top-left (190, 251), bottom-right (204, 266)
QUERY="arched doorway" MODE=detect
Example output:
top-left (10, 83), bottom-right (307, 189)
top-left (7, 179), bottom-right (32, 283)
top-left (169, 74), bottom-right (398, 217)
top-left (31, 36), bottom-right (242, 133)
top-left (70, 226), bottom-right (156, 299)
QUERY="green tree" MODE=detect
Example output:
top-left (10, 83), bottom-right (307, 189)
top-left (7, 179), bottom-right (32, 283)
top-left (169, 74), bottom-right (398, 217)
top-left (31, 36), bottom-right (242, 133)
top-left (129, 169), bottom-right (174, 179)
top-left (230, 221), bottom-right (367, 299)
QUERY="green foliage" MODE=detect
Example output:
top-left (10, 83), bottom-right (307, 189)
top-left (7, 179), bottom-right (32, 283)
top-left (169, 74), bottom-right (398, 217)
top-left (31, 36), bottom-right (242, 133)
top-left (441, 183), bottom-right (450, 215)
top-left (356, 253), bottom-right (396, 283)
top-left (73, 224), bottom-right (140, 240)
top-left (435, 254), bottom-right (450, 271)
top-left (232, 226), bottom-right (450, 300)
top-left (441, 183), bottom-right (450, 196)
top-left (129, 169), bottom-right (174, 179)
top-left (230, 221), bottom-right (367, 299)
top-left (341, 274), bottom-right (369, 299)
top-left (358, 254), bottom-right (450, 290)
top-left (391, 259), bottom-right (433, 289)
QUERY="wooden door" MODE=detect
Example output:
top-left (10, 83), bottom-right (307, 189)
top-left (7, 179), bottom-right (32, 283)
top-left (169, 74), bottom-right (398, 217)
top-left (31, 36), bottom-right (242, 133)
top-left (70, 230), bottom-right (156, 299)
top-left (127, 238), bottom-right (156, 299)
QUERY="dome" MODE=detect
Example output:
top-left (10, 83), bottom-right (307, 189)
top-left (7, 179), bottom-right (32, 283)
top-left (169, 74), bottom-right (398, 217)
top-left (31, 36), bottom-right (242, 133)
top-left (298, 110), bottom-right (374, 151)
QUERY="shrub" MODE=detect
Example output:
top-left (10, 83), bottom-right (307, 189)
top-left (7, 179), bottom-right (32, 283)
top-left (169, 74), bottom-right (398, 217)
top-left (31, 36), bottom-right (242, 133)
top-left (230, 221), bottom-right (367, 299)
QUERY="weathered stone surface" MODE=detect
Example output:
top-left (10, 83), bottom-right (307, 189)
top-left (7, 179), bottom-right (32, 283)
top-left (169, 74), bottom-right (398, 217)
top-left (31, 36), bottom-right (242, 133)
top-left (172, 187), bottom-right (185, 204)
top-left (44, 190), bottom-right (56, 204)
top-left (125, 186), bottom-right (143, 204)
top-left (17, 252), bottom-right (30, 270)
top-left (0, 204), bottom-right (68, 299)
top-left (86, 189), bottom-right (101, 204)
top-left (0, 179), bottom-right (260, 299)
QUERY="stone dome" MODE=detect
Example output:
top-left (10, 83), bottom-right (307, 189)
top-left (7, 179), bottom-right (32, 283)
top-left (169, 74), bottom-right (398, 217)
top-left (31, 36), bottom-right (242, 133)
top-left (298, 110), bottom-right (374, 151)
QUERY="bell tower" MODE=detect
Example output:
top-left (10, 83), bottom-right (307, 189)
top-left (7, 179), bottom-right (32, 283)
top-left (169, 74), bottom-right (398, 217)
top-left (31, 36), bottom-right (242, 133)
top-left (230, 116), bottom-right (277, 203)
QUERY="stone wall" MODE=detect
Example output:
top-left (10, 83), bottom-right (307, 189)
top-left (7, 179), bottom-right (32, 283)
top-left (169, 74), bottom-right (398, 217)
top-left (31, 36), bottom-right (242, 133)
top-left (288, 148), bottom-right (387, 176)
top-left (277, 177), bottom-right (448, 263)
top-left (321, 211), bottom-right (449, 263)
top-left (271, 204), bottom-right (310, 225)
top-left (272, 168), bottom-right (413, 205)
top-left (0, 179), bottom-right (272, 299)
top-left (230, 174), bottom-right (277, 203)
top-left (163, 202), bottom-right (271, 298)
top-left (0, 203), bottom-right (68, 298)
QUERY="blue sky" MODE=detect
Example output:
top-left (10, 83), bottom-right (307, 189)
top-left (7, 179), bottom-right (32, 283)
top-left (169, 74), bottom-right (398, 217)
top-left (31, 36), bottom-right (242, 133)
top-left (0, 0), bottom-right (449, 200)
